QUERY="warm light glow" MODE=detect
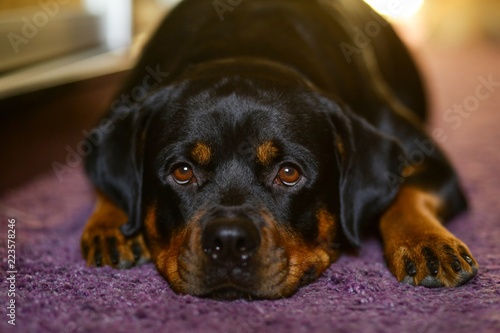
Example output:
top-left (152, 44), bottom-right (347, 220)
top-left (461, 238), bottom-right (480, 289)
top-left (363, 0), bottom-right (425, 19)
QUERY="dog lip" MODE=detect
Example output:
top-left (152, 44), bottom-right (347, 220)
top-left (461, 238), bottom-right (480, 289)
top-left (200, 284), bottom-right (255, 300)
top-left (200, 264), bottom-right (258, 293)
top-left (204, 265), bottom-right (253, 283)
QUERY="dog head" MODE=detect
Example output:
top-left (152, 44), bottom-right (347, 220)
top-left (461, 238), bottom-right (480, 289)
top-left (87, 61), bottom-right (404, 299)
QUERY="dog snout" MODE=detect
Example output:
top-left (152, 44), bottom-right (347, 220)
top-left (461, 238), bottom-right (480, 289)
top-left (202, 218), bottom-right (260, 267)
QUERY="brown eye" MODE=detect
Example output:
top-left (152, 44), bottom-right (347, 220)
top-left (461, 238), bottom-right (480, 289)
top-left (277, 165), bottom-right (301, 186)
top-left (172, 164), bottom-right (194, 185)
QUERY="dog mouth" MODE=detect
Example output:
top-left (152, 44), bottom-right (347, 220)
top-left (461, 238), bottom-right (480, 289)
top-left (186, 252), bottom-right (272, 300)
top-left (201, 285), bottom-right (255, 300)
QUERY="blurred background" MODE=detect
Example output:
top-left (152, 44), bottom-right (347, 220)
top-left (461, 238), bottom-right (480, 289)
top-left (0, 0), bottom-right (499, 194)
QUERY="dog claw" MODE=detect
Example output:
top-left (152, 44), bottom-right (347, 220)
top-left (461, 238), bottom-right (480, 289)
top-left (422, 247), bottom-right (439, 276)
top-left (391, 236), bottom-right (478, 288)
top-left (132, 242), bottom-right (143, 261)
top-left (404, 257), bottom-right (417, 276)
top-left (81, 229), bottom-right (150, 269)
top-left (451, 260), bottom-right (461, 273)
top-left (94, 251), bottom-right (103, 267)
top-left (107, 237), bottom-right (121, 265)
top-left (462, 254), bottom-right (473, 265)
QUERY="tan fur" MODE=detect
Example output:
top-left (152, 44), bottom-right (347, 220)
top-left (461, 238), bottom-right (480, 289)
top-left (81, 191), bottom-right (150, 266)
top-left (191, 142), bottom-right (212, 165)
top-left (380, 186), bottom-right (477, 287)
top-left (258, 209), bottom-right (340, 298)
top-left (256, 141), bottom-right (278, 165)
top-left (144, 206), bottom-right (339, 298)
top-left (316, 209), bottom-right (337, 245)
top-left (336, 136), bottom-right (345, 161)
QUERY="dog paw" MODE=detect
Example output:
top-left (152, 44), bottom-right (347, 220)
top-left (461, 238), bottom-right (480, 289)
top-left (386, 234), bottom-right (478, 288)
top-left (81, 226), bottom-right (150, 269)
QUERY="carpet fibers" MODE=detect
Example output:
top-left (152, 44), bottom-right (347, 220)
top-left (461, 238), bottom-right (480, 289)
top-left (1, 45), bottom-right (499, 333)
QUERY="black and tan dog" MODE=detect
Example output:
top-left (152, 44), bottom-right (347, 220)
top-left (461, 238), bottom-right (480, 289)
top-left (81, 0), bottom-right (478, 299)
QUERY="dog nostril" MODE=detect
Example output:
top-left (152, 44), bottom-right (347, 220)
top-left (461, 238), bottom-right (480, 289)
top-left (214, 238), bottom-right (223, 252)
top-left (202, 218), bottom-right (260, 266)
top-left (236, 237), bottom-right (246, 251)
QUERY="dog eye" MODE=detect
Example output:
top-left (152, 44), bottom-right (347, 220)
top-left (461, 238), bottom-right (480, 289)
top-left (277, 165), bottom-right (301, 186)
top-left (172, 164), bottom-right (194, 185)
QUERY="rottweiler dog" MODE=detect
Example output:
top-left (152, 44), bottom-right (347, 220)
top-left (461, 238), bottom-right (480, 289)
top-left (81, 0), bottom-right (478, 299)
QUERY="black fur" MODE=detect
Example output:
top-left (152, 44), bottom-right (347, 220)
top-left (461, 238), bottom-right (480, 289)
top-left (85, 0), bottom-right (466, 248)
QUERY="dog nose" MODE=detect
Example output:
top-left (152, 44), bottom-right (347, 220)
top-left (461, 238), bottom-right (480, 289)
top-left (202, 218), bottom-right (260, 267)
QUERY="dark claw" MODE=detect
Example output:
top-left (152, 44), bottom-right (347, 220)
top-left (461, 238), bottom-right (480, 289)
top-left (107, 237), bottom-right (120, 265)
top-left (457, 255), bottom-right (478, 285)
top-left (428, 262), bottom-right (439, 275)
top-left (94, 250), bottom-right (103, 267)
top-left (451, 260), bottom-right (462, 273)
top-left (404, 257), bottom-right (417, 276)
top-left (82, 244), bottom-right (90, 258)
top-left (131, 242), bottom-right (142, 261)
top-left (422, 247), bottom-right (439, 276)
top-left (93, 236), bottom-right (103, 266)
top-left (462, 254), bottom-right (473, 266)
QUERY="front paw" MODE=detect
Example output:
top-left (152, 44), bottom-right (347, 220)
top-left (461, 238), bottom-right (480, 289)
top-left (386, 234), bottom-right (478, 288)
top-left (81, 226), bottom-right (150, 269)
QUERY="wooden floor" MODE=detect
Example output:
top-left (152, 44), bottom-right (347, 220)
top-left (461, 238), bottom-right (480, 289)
top-left (0, 72), bottom-right (128, 194)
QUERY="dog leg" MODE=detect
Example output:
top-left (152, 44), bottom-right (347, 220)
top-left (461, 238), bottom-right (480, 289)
top-left (380, 186), bottom-right (478, 287)
top-left (81, 191), bottom-right (150, 268)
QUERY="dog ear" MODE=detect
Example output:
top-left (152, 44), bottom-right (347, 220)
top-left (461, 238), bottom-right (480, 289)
top-left (85, 106), bottom-right (153, 237)
top-left (330, 110), bottom-right (406, 246)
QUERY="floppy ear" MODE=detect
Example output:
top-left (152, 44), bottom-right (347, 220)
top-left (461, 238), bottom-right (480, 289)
top-left (85, 106), bottom-right (153, 237)
top-left (331, 110), bottom-right (406, 246)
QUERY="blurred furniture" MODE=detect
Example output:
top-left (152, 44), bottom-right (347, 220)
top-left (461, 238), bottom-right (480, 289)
top-left (0, 0), bottom-right (182, 100)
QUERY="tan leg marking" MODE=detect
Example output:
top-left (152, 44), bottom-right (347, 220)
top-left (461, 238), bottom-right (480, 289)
top-left (380, 187), bottom-right (478, 287)
top-left (81, 191), bottom-right (150, 268)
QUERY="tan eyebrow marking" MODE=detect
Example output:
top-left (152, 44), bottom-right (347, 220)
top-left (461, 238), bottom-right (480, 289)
top-left (191, 142), bottom-right (212, 165)
top-left (256, 141), bottom-right (278, 165)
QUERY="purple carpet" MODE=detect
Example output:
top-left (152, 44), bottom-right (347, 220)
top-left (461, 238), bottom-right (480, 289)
top-left (1, 46), bottom-right (500, 332)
